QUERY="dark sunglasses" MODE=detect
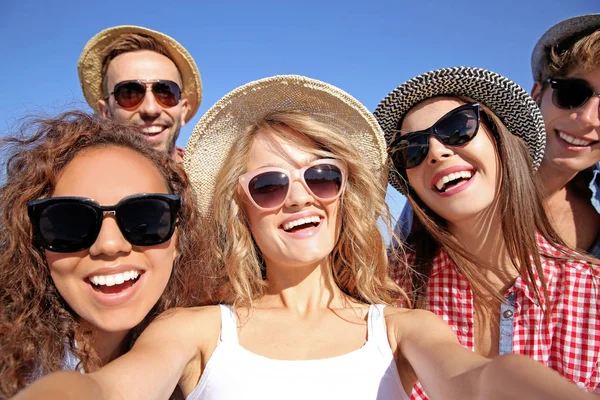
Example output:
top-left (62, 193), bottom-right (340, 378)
top-left (239, 159), bottom-right (347, 211)
top-left (389, 102), bottom-right (480, 169)
top-left (547, 78), bottom-right (600, 110)
top-left (28, 193), bottom-right (180, 253)
top-left (108, 80), bottom-right (182, 110)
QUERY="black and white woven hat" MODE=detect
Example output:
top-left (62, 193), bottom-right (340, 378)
top-left (531, 14), bottom-right (600, 82)
top-left (373, 66), bottom-right (546, 194)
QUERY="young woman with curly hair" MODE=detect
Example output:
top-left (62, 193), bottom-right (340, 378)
top-left (12, 76), bottom-right (597, 400)
top-left (0, 111), bottom-right (206, 398)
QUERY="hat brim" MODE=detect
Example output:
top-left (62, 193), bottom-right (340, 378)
top-left (78, 25), bottom-right (202, 122)
top-left (531, 14), bottom-right (600, 81)
top-left (373, 66), bottom-right (546, 194)
top-left (184, 75), bottom-right (387, 215)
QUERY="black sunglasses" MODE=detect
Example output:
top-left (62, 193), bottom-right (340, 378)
top-left (108, 80), bottom-right (182, 110)
top-left (546, 78), bottom-right (600, 110)
top-left (28, 193), bottom-right (180, 253)
top-left (389, 102), bottom-right (480, 169)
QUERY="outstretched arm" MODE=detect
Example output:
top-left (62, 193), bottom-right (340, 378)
top-left (394, 309), bottom-right (596, 400)
top-left (12, 306), bottom-right (220, 400)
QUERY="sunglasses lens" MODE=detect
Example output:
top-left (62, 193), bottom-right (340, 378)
top-left (437, 108), bottom-right (479, 145)
top-left (553, 80), bottom-right (592, 109)
top-left (38, 202), bottom-right (98, 252)
top-left (117, 198), bottom-right (176, 246)
top-left (152, 81), bottom-right (181, 108)
top-left (392, 134), bottom-right (429, 169)
top-left (113, 82), bottom-right (146, 109)
top-left (248, 172), bottom-right (289, 209)
top-left (304, 164), bottom-right (343, 199)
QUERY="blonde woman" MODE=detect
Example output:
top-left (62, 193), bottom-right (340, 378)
top-left (13, 76), bottom-right (597, 400)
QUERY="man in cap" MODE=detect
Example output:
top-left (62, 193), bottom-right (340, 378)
top-left (530, 14), bottom-right (600, 257)
top-left (78, 26), bottom-right (202, 162)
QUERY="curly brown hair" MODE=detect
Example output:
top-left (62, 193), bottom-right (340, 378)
top-left (0, 111), bottom-right (208, 398)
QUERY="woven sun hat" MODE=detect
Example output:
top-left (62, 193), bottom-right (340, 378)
top-left (531, 14), bottom-right (600, 82)
top-left (373, 66), bottom-right (546, 194)
top-left (184, 74), bottom-right (387, 215)
top-left (78, 25), bottom-right (202, 122)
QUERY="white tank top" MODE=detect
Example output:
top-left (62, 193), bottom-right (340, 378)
top-left (186, 304), bottom-right (410, 400)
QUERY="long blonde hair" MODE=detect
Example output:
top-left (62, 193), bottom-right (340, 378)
top-left (203, 110), bottom-right (404, 308)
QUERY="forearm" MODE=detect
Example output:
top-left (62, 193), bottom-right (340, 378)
top-left (11, 371), bottom-right (103, 400)
top-left (474, 354), bottom-right (595, 400)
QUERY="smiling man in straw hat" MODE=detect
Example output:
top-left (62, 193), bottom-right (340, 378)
top-left (78, 25), bottom-right (202, 163)
top-left (530, 14), bottom-right (600, 258)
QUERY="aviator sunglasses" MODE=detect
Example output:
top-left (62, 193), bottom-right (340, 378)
top-left (28, 193), bottom-right (180, 253)
top-left (389, 102), bottom-right (481, 169)
top-left (546, 78), bottom-right (600, 110)
top-left (239, 159), bottom-right (347, 211)
top-left (107, 79), bottom-right (182, 110)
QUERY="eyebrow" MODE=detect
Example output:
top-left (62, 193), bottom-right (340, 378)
top-left (255, 155), bottom-right (321, 170)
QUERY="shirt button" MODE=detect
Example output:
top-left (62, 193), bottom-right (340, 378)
top-left (576, 382), bottom-right (586, 388)
top-left (503, 310), bottom-right (513, 318)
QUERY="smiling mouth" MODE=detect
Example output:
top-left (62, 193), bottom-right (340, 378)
top-left (557, 131), bottom-right (597, 147)
top-left (281, 216), bottom-right (321, 233)
top-left (433, 171), bottom-right (474, 193)
top-left (87, 270), bottom-right (143, 295)
top-left (141, 126), bottom-right (166, 137)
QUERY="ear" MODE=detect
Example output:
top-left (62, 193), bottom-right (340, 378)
top-left (97, 99), bottom-right (112, 118)
top-left (171, 229), bottom-right (179, 264)
top-left (179, 98), bottom-right (190, 126)
top-left (531, 81), bottom-right (543, 103)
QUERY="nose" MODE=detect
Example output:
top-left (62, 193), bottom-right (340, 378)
top-left (88, 216), bottom-right (132, 257)
top-left (574, 96), bottom-right (600, 130)
top-left (138, 87), bottom-right (161, 119)
top-left (284, 180), bottom-right (314, 209)
top-left (425, 136), bottom-right (454, 166)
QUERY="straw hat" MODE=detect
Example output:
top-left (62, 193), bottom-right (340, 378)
top-left (184, 75), bottom-right (387, 214)
top-left (531, 14), bottom-right (600, 82)
top-left (78, 25), bottom-right (202, 122)
top-left (374, 66), bottom-right (546, 194)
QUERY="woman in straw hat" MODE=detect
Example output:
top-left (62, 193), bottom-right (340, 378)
top-left (12, 76), bottom-right (597, 400)
top-left (0, 112), bottom-right (206, 399)
top-left (375, 66), bottom-right (600, 397)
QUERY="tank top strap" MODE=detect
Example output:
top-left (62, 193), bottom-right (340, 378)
top-left (367, 304), bottom-right (392, 355)
top-left (218, 304), bottom-right (239, 344)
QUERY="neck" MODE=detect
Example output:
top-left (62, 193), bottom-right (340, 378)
top-left (446, 202), bottom-right (518, 291)
top-left (538, 159), bottom-right (578, 198)
top-left (77, 322), bottom-right (131, 366)
top-left (260, 258), bottom-right (353, 315)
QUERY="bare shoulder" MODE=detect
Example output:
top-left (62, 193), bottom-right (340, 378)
top-left (384, 307), bottom-right (456, 343)
top-left (135, 305), bottom-right (222, 354)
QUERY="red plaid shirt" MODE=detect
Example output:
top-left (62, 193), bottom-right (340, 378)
top-left (391, 235), bottom-right (600, 397)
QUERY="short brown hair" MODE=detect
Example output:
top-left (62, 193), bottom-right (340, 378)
top-left (100, 33), bottom-right (179, 96)
top-left (545, 29), bottom-right (600, 80)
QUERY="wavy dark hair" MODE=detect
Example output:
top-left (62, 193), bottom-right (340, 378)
top-left (393, 97), bottom-right (596, 315)
top-left (0, 111), bottom-right (208, 398)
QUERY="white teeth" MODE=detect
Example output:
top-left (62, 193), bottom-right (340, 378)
top-left (282, 215), bottom-right (321, 231)
top-left (558, 131), bottom-right (593, 146)
top-left (142, 126), bottom-right (164, 134)
top-left (435, 170), bottom-right (473, 191)
top-left (89, 270), bottom-right (141, 287)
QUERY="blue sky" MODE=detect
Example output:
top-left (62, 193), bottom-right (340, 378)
top-left (0, 0), bottom-right (597, 222)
